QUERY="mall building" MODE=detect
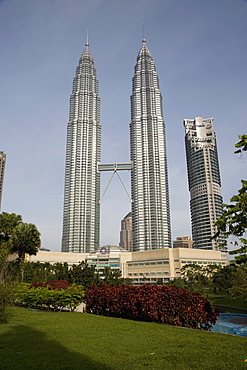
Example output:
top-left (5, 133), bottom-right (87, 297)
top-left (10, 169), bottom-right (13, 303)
top-left (28, 244), bottom-right (227, 284)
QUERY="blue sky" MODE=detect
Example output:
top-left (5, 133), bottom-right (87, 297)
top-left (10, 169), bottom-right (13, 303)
top-left (0, 0), bottom-right (246, 252)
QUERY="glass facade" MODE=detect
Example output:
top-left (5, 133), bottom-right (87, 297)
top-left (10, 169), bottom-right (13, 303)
top-left (184, 117), bottom-right (226, 251)
top-left (130, 39), bottom-right (171, 251)
top-left (62, 42), bottom-right (101, 253)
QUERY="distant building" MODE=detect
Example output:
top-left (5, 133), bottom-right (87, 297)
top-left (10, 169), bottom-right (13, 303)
top-left (184, 117), bottom-right (226, 251)
top-left (119, 212), bottom-right (132, 251)
top-left (173, 236), bottom-right (193, 249)
top-left (0, 151), bottom-right (6, 210)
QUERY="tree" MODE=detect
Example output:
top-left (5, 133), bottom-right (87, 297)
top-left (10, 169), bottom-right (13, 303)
top-left (68, 262), bottom-right (101, 289)
top-left (234, 134), bottom-right (247, 154)
top-left (229, 267), bottom-right (247, 299)
top-left (0, 212), bottom-right (22, 242)
top-left (0, 213), bottom-right (22, 283)
top-left (180, 264), bottom-right (207, 293)
top-left (211, 265), bottom-right (238, 294)
top-left (10, 223), bottom-right (41, 261)
top-left (214, 134), bottom-right (247, 258)
top-left (100, 266), bottom-right (125, 286)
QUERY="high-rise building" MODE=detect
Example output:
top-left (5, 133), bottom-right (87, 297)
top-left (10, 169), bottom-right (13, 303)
top-left (62, 38), bottom-right (101, 253)
top-left (173, 236), bottom-right (193, 249)
top-left (0, 151), bottom-right (6, 210)
top-left (119, 212), bottom-right (132, 251)
top-left (184, 116), bottom-right (226, 251)
top-left (130, 38), bottom-right (171, 251)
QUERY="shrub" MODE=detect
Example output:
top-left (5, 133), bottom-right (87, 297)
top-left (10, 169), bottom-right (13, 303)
top-left (0, 284), bottom-right (11, 323)
top-left (12, 282), bottom-right (84, 311)
top-left (30, 280), bottom-right (71, 290)
top-left (85, 284), bottom-right (218, 330)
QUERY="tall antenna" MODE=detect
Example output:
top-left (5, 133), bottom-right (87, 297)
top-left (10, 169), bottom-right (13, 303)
top-left (85, 28), bottom-right (89, 47)
top-left (142, 23), bottom-right (146, 42)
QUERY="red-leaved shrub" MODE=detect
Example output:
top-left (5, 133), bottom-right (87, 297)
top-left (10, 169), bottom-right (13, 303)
top-left (29, 280), bottom-right (71, 290)
top-left (84, 284), bottom-right (219, 330)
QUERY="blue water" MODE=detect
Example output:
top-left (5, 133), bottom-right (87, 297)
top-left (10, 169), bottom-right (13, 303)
top-left (210, 313), bottom-right (247, 337)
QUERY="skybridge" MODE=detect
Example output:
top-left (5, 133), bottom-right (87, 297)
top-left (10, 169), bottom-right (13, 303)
top-left (98, 162), bottom-right (133, 203)
top-left (98, 162), bottom-right (133, 172)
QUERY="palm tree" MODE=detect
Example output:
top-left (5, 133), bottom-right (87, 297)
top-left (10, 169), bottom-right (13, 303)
top-left (10, 223), bottom-right (41, 281)
top-left (0, 212), bottom-right (22, 242)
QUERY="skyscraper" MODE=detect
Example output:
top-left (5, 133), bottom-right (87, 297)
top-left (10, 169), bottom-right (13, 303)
top-left (119, 212), bottom-right (132, 251)
top-left (130, 38), bottom-right (171, 251)
top-left (62, 38), bottom-right (101, 253)
top-left (184, 116), bottom-right (226, 250)
top-left (0, 151), bottom-right (6, 210)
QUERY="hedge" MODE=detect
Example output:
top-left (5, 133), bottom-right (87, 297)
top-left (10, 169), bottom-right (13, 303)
top-left (84, 284), bottom-right (219, 330)
top-left (12, 281), bottom-right (84, 311)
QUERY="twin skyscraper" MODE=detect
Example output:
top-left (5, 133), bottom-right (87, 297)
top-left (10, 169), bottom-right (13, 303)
top-left (62, 36), bottom-right (224, 254)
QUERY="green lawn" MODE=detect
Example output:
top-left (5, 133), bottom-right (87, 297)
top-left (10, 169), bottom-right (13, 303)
top-left (205, 291), bottom-right (247, 313)
top-left (0, 307), bottom-right (246, 370)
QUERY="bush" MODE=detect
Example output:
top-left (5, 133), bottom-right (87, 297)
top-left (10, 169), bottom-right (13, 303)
top-left (12, 281), bottom-right (84, 311)
top-left (85, 284), bottom-right (218, 330)
top-left (0, 284), bottom-right (11, 323)
top-left (30, 279), bottom-right (71, 290)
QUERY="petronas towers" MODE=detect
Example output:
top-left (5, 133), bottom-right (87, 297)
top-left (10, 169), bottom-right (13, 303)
top-left (62, 39), bottom-right (101, 253)
top-left (62, 36), bottom-right (171, 253)
top-left (130, 39), bottom-right (171, 250)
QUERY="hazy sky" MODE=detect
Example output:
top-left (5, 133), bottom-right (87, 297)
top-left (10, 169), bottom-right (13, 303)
top-left (0, 0), bottom-right (246, 252)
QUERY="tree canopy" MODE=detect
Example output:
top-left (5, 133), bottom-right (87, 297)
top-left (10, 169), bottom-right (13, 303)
top-left (10, 223), bottom-right (41, 261)
top-left (0, 212), bottom-right (22, 242)
top-left (214, 134), bottom-right (247, 257)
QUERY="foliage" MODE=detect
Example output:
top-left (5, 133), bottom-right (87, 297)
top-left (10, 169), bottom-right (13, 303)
top-left (229, 268), bottom-right (247, 299)
top-left (30, 279), bottom-right (71, 290)
top-left (5, 260), bottom-right (131, 288)
top-left (0, 212), bottom-right (22, 321)
top-left (10, 223), bottom-right (41, 261)
top-left (214, 180), bottom-right (247, 250)
top-left (12, 281), bottom-right (84, 311)
top-left (85, 284), bottom-right (218, 330)
top-left (100, 266), bottom-right (128, 285)
top-left (214, 134), bottom-right (247, 255)
top-left (6, 260), bottom-right (70, 283)
top-left (0, 212), bottom-right (22, 242)
top-left (68, 262), bottom-right (101, 289)
top-left (177, 264), bottom-right (220, 294)
top-left (0, 241), bottom-right (10, 284)
top-left (234, 134), bottom-right (247, 154)
top-left (0, 284), bottom-right (11, 323)
top-left (0, 213), bottom-right (41, 295)
top-left (168, 277), bottom-right (186, 289)
top-left (180, 264), bottom-right (208, 294)
top-left (211, 265), bottom-right (239, 294)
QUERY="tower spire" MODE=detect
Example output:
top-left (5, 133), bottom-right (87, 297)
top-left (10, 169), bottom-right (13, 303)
top-left (142, 23), bottom-right (146, 43)
top-left (85, 28), bottom-right (89, 47)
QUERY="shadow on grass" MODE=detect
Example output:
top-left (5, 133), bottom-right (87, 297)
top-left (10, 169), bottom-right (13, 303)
top-left (0, 324), bottom-right (112, 369)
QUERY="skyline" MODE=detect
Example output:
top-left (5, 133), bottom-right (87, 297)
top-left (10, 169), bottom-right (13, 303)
top-left (0, 0), bottom-right (246, 252)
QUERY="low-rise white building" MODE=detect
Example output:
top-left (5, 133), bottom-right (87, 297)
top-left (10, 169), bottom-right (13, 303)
top-left (28, 246), bottom-right (227, 283)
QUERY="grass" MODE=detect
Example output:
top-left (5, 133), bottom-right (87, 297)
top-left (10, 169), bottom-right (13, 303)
top-left (204, 290), bottom-right (247, 313)
top-left (0, 307), bottom-right (246, 369)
